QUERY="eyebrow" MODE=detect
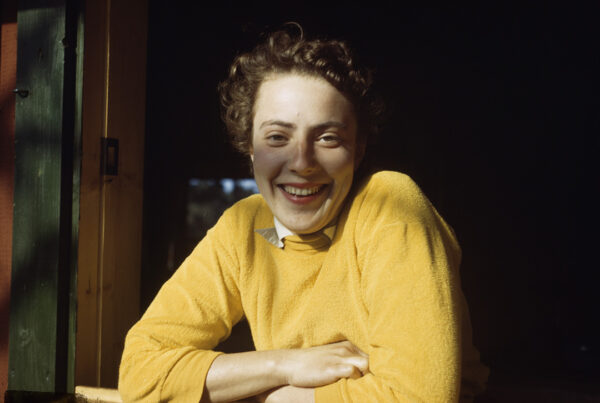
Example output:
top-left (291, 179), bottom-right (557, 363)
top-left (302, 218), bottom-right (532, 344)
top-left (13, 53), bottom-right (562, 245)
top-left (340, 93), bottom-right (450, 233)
top-left (259, 120), bottom-right (347, 130)
top-left (311, 121), bottom-right (347, 131)
top-left (259, 120), bottom-right (296, 129)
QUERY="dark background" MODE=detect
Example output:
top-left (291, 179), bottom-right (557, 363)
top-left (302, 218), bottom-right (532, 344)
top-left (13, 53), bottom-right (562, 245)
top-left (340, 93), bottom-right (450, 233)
top-left (141, 5), bottom-right (599, 392)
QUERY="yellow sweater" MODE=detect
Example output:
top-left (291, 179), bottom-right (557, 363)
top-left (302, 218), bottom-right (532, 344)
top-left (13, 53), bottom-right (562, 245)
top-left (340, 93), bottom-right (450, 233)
top-left (119, 171), bottom-right (488, 402)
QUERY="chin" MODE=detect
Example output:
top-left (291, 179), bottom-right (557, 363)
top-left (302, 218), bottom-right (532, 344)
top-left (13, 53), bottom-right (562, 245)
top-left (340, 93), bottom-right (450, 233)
top-left (289, 219), bottom-right (326, 235)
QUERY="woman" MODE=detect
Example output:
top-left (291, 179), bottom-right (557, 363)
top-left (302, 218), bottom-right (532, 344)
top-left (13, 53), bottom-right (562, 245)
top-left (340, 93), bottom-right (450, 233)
top-left (119, 27), bottom-right (489, 402)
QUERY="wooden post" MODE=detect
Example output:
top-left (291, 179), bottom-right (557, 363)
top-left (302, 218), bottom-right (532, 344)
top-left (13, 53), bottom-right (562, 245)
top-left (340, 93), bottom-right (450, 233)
top-left (75, 0), bottom-right (147, 388)
top-left (7, 0), bottom-right (83, 393)
top-left (0, 0), bottom-right (18, 398)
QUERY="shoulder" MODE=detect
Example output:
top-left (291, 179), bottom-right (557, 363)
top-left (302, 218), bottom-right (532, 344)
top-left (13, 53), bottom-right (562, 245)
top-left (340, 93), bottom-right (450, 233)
top-left (346, 171), bottom-right (462, 268)
top-left (216, 193), bottom-right (273, 231)
top-left (188, 193), bottom-right (273, 260)
top-left (360, 171), bottom-right (424, 197)
top-left (350, 171), bottom-right (435, 226)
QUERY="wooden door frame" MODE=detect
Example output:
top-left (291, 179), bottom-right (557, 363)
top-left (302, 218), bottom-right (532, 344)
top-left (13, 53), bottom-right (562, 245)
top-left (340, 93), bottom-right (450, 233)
top-left (5, 0), bottom-right (148, 393)
top-left (0, 0), bottom-right (18, 397)
top-left (7, 0), bottom-right (83, 394)
top-left (75, 0), bottom-right (147, 389)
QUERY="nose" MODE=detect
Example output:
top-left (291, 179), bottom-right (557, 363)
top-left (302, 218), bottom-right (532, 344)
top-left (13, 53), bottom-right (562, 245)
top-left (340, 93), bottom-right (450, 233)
top-left (288, 139), bottom-right (318, 175)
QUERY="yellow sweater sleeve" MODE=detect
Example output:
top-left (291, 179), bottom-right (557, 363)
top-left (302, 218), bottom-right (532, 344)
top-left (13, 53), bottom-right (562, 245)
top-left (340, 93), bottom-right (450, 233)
top-left (118, 172), bottom-right (488, 402)
top-left (315, 171), bottom-right (483, 402)
top-left (118, 211), bottom-right (244, 402)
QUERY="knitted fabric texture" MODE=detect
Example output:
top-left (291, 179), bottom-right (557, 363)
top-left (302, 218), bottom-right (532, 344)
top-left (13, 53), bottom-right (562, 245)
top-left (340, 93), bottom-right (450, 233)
top-left (119, 171), bottom-right (488, 402)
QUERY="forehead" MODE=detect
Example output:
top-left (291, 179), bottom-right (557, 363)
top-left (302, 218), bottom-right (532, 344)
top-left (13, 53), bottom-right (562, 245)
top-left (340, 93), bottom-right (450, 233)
top-left (253, 73), bottom-right (357, 125)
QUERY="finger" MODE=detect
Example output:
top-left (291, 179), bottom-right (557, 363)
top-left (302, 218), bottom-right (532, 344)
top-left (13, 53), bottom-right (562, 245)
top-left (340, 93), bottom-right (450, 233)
top-left (332, 341), bottom-right (355, 355)
top-left (335, 364), bottom-right (357, 378)
top-left (348, 366), bottom-right (362, 379)
top-left (342, 341), bottom-right (368, 357)
top-left (344, 355), bottom-right (369, 375)
top-left (355, 346), bottom-right (369, 357)
top-left (335, 364), bottom-right (363, 380)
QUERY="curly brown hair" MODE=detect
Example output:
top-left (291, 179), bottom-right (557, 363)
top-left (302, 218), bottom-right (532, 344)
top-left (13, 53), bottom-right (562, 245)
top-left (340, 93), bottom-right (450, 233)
top-left (218, 25), bottom-right (382, 157)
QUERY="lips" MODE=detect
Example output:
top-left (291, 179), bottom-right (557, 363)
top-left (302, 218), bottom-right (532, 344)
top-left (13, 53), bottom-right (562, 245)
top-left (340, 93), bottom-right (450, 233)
top-left (277, 183), bottom-right (328, 204)
top-left (282, 184), bottom-right (324, 196)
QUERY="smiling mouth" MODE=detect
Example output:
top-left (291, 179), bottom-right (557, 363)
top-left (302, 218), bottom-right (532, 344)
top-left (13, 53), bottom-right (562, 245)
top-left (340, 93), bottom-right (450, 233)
top-left (279, 184), bottom-right (327, 197)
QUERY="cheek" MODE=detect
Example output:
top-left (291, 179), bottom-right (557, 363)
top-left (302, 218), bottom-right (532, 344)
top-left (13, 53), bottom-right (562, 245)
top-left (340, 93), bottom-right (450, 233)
top-left (320, 151), bottom-right (355, 178)
top-left (252, 147), bottom-right (287, 178)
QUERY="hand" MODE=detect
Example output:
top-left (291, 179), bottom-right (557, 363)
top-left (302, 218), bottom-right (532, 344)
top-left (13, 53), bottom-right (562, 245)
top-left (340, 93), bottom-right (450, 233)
top-left (281, 341), bottom-right (369, 388)
top-left (203, 341), bottom-right (368, 402)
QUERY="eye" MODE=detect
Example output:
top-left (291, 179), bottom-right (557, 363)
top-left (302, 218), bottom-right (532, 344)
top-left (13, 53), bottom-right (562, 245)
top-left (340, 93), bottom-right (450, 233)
top-left (316, 133), bottom-right (342, 147)
top-left (265, 133), bottom-right (288, 146)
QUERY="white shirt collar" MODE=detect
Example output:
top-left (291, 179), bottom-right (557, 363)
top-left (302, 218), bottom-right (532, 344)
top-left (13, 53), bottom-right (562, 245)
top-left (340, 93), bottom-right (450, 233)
top-left (256, 217), bottom-right (337, 249)
top-left (273, 217), bottom-right (295, 247)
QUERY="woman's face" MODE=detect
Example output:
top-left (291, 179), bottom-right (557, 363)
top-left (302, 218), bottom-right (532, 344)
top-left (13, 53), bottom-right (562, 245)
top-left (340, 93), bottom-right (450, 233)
top-left (251, 73), bottom-right (359, 234)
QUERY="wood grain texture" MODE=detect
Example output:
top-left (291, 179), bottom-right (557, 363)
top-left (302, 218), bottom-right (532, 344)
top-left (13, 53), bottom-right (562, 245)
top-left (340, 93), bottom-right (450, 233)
top-left (74, 0), bottom-right (106, 387)
top-left (8, 1), bottom-right (66, 392)
top-left (8, 0), bottom-right (82, 392)
top-left (67, 1), bottom-right (86, 393)
top-left (99, 0), bottom-right (147, 387)
top-left (0, 0), bottom-right (18, 398)
top-left (75, 0), bottom-right (147, 388)
top-left (75, 386), bottom-right (122, 403)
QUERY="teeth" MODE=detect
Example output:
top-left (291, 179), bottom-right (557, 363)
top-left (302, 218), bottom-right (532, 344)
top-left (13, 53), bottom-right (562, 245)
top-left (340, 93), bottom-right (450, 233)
top-left (283, 185), bottom-right (322, 196)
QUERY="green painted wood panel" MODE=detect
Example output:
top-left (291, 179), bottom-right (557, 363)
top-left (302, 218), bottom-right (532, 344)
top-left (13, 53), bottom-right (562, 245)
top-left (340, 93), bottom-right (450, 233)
top-left (67, 2), bottom-right (85, 393)
top-left (8, 0), bottom-right (82, 393)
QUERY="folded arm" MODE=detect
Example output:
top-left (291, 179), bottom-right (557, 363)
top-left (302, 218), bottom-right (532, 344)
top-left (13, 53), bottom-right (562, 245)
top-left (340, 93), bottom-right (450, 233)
top-left (203, 341), bottom-right (368, 403)
top-left (311, 175), bottom-right (466, 402)
top-left (119, 218), bottom-right (368, 403)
